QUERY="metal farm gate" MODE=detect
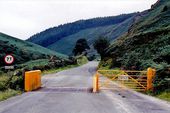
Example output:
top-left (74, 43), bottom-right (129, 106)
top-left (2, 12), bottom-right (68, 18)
top-left (93, 68), bottom-right (156, 93)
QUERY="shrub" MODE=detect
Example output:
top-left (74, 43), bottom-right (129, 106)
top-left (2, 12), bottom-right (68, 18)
top-left (44, 65), bottom-right (51, 70)
top-left (0, 81), bottom-right (6, 91)
top-left (0, 70), bottom-right (24, 91)
top-left (98, 57), bottom-right (113, 69)
top-left (87, 55), bottom-right (96, 61)
top-left (72, 38), bottom-right (90, 56)
top-left (0, 76), bottom-right (9, 91)
top-left (121, 52), bottom-right (141, 69)
top-left (93, 37), bottom-right (110, 59)
top-left (162, 5), bottom-right (168, 12)
top-left (153, 66), bottom-right (170, 94)
top-left (33, 65), bottom-right (45, 71)
top-left (9, 76), bottom-right (24, 90)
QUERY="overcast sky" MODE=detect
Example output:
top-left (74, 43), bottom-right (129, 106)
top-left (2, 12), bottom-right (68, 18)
top-left (0, 0), bottom-right (157, 40)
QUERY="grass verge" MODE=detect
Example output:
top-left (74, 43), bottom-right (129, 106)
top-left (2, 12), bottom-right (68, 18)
top-left (42, 55), bottom-right (88, 75)
top-left (155, 91), bottom-right (170, 102)
top-left (42, 64), bottom-right (79, 75)
top-left (0, 89), bottom-right (22, 101)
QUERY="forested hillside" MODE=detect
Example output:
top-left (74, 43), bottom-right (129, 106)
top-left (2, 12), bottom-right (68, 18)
top-left (27, 13), bottom-right (137, 55)
top-left (102, 0), bottom-right (170, 69)
top-left (100, 0), bottom-right (170, 93)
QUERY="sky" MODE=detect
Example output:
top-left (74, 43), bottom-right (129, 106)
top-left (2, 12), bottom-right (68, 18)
top-left (0, 0), bottom-right (157, 40)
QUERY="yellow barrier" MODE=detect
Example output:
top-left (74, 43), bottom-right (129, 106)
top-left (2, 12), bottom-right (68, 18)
top-left (93, 72), bottom-right (99, 93)
top-left (147, 68), bottom-right (156, 91)
top-left (25, 70), bottom-right (41, 92)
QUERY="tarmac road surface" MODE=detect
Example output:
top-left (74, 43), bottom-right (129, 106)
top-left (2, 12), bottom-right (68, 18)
top-left (0, 61), bottom-right (170, 113)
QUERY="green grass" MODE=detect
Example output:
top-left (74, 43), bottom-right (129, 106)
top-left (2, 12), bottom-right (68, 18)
top-left (0, 75), bottom-right (9, 91)
top-left (156, 91), bottom-right (170, 102)
top-left (0, 89), bottom-right (22, 101)
top-left (19, 59), bottom-right (49, 69)
top-left (42, 64), bottom-right (79, 75)
top-left (42, 56), bottom-right (88, 75)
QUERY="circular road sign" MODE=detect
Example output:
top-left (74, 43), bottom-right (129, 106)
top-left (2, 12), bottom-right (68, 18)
top-left (4, 54), bottom-right (14, 65)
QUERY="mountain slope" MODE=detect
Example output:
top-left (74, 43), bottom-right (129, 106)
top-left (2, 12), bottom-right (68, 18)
top-left (27, 13), bottom-right (137, 55)
top-left (48, 16), bottom-right (135, 55)
top-left (100, 0), bottom-right (170, 70)
top-left (0, 33), bottom-right (67, 67)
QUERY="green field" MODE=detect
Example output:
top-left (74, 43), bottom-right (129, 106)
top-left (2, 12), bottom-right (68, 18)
top-left (19, 59), bottom-right (49, 69)
top-left (0, 33), bottom-right (67, 58)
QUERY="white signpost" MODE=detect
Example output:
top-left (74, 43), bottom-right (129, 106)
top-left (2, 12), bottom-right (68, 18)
top-left (118, 75), bottom-right (129, 80)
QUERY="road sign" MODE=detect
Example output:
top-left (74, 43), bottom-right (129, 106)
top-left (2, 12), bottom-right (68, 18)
top-left (118, 75), bottom-right (129, 80)
top-left (4, 54), bottom-right (14, 65)
top-left (5, 66), bottom-right (14, 69)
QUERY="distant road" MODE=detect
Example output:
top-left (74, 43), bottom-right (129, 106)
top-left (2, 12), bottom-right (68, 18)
top-left (0, 61), bottom-right (170, 113)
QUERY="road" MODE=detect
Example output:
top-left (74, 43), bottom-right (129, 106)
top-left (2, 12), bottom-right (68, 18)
top-left (0, 61), bottom-right (170, 113)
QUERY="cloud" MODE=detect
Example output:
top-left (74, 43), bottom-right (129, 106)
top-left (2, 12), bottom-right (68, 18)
top-left (0, 0), bottom-right (157, 40)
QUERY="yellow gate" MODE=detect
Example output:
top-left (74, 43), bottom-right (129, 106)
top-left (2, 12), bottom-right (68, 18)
top-left (93, 68), bottom-right (156, 93)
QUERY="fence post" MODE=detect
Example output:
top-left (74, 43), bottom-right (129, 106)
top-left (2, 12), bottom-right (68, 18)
top-left (147, 68), bottom-right (156, 91)
top-left (93, 72), bottom-right (99, 93)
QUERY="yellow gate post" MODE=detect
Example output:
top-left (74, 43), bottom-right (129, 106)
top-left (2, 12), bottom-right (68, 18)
top-left (25, 70), bottom-right (41, 92)
top-left (147, 68), bottom-right (156, 91)
top-left (93, 72), bottom-right (99, 93)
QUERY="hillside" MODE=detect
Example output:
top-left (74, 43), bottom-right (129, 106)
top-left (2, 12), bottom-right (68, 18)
top-left (27, 13), bottom-right (137, 55)
top-left (102, 0), bottom-right (170, 70)
top-left (0, 32), bottom-right (67, 67)
top-left (97, 0), bottom-right (170, 94)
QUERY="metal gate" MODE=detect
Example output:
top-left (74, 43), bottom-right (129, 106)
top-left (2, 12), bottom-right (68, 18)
top-left (93, 68), bottom-right (156, 93)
